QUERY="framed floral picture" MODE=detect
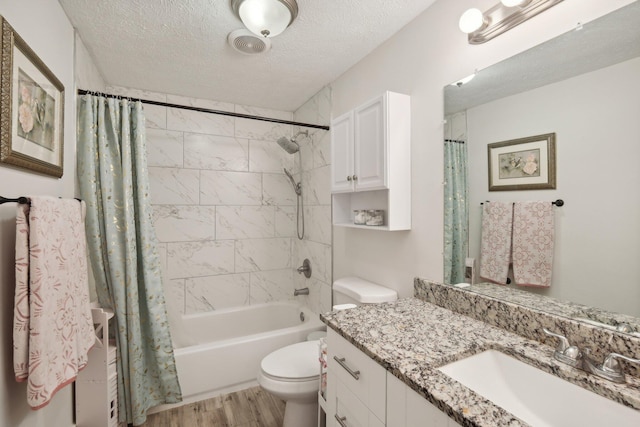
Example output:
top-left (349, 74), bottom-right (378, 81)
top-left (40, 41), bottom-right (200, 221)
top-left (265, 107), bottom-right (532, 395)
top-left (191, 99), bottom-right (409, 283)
top-left (0, 16), bottom-right (64, 178)
top-left (487, 133), bottom-right (556, 191)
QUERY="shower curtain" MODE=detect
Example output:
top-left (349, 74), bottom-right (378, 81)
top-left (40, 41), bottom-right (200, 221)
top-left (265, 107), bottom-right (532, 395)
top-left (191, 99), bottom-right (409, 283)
top-left (77, 95), bottom-right (182, 425)
top-left (444, 139), bottom-right (469, 284)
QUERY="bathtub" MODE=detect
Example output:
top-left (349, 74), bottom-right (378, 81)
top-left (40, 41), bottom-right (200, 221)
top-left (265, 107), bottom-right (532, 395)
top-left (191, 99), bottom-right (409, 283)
top-left (172, 301), bottom-right (326, 402)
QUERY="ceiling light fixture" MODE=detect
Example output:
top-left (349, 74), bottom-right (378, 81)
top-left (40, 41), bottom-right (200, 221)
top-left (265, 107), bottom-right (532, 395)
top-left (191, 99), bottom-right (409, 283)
top-left (460, 0), bottom-right (563, 44)
top-left (231, 0), bottom-right (298, 38)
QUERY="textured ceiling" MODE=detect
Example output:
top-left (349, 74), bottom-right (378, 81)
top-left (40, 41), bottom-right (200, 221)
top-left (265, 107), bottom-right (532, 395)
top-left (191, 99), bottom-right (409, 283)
top-left (59, 0), bottom-right (438, 112)
top-left (445, 2), bottom-right (640, 115)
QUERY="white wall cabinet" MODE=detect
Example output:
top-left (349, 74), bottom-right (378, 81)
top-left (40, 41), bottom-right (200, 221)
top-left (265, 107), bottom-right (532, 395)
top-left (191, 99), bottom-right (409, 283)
top-left (325, 329), bottom-right (460, 427)
top-left (331, 91), bottom-right (411, 231)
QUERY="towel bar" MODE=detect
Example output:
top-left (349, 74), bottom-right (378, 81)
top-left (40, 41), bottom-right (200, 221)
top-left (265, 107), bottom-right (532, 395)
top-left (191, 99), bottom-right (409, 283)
top-left (0, 196), bottom-right (30, 205)
top-left (481, 199), bottom-right (564, 206)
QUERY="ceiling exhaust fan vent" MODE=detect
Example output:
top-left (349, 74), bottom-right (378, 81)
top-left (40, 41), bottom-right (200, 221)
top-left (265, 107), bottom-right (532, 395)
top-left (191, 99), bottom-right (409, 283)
top-left (228, 29), bottom-right (271, 55)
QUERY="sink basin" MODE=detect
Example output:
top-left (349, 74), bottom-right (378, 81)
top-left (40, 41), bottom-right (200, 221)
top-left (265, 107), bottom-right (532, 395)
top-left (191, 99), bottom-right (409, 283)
top-left (438, 350), bottom-right (640, 427)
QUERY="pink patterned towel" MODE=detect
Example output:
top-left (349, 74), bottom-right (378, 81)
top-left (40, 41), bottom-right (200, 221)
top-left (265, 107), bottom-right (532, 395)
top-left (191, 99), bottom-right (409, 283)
top-left (13, 197), bottom-right (95, 409)
top-left (479, 202), bottom-right (513, 285)
top-left (512, 201), bottom-right (555, 287)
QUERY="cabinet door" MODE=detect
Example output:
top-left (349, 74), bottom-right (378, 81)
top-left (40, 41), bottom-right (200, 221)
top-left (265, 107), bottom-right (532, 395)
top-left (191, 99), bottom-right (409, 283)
top-left (387, 372), bottom-right (461, 427)
top-left (387, 372), bottom-right (407, 426)
top-left (331, 111), bottom-right (355, 193)
top-left (354, 95), bottom-right (386, 191)
top-left (327, 330), bottom-right (386, 423)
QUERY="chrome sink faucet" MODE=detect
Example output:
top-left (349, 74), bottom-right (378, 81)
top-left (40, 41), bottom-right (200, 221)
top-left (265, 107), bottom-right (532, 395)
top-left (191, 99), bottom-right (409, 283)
top-left (582, 349), bottom-right (640, 383)
top-left (543, 328), bottom-right (582, 368)
top-left (543, 328), bottom-right (640, 383)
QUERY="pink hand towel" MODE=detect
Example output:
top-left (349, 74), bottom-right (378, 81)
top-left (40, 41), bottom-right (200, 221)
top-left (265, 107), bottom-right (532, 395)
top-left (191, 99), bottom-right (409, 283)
top-left (512, 201), bottom-right (555, 287)
top-left (480, 201), bottom-right (513, 285)
top-left (13, 196), bottom-right (95, 409)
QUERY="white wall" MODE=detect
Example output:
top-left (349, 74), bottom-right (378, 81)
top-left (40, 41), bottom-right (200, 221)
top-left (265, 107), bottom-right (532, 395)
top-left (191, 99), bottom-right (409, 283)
top-left (330, 0), bottom-right (634, 298)
top-left (467, 57), bottom-right (640, 316)
top-left (75, 33), bottom-right (106, 92)
top-left (0, 1), bottom-right (76, 426)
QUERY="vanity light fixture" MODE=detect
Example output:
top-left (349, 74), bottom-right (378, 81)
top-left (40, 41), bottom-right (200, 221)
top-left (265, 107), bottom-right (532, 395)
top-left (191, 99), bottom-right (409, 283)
top-left (231, 0), bottom-right (298, 38)
top-left (460, 0), bottom-right (564, 44)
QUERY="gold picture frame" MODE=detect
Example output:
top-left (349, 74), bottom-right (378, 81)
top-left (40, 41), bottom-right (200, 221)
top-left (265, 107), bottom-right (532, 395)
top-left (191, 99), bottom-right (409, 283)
top-left (0, 16), bottom-right (64, 178)
top-left (487, 133), bottom-right (556, 191)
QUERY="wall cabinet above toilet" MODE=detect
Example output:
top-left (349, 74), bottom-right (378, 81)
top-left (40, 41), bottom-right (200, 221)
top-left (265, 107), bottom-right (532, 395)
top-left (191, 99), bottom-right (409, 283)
top-left (330, 91), bottom-right (411, 230)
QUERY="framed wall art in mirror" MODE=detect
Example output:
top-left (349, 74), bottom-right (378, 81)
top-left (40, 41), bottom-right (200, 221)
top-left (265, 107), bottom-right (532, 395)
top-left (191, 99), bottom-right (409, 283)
top-left (0, 16), bottom-right (64, 178)
top-left (487, 132), bottom-right (555, 191)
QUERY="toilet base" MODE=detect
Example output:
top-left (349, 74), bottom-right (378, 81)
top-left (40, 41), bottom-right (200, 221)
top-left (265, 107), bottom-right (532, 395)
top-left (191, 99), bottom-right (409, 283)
top-left (283, 400), bottom-right (318, 427)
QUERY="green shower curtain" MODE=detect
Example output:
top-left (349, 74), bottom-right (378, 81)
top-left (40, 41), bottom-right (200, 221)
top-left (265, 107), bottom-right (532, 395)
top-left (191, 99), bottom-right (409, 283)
top-left (444, 139), bottom-right (469, 284)
top-left (77, 95), bottom-right (182, 425)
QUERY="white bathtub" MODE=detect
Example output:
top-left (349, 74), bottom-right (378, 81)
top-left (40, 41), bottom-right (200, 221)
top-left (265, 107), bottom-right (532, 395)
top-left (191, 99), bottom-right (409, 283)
top-left (172, 301), bottom-right (326, 403)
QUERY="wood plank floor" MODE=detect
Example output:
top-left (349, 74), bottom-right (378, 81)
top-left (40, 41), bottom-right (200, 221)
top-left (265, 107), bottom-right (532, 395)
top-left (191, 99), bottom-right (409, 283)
top-left (141, 386), bottom-right (285, 427)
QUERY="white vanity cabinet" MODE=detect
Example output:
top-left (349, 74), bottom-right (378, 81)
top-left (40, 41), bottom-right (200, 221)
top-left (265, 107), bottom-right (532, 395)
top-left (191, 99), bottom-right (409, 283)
top-left (325, 329), bottom-right (461, 427)
top-left (326, 329), bottom-right (386, 427)
top-left (330, 91), bottom-right (411, 230)
top-left (387, 373), bottom-right (462, 427)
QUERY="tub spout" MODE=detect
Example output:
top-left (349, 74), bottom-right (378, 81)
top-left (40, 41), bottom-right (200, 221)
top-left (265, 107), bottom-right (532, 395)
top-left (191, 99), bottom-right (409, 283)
top-left (294, 287), bottom-right (309, 296)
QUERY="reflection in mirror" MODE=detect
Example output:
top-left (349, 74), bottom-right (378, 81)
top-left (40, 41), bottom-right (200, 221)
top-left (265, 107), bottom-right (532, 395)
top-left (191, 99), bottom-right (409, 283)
top-left (443, 2), bottom-right (640, 333)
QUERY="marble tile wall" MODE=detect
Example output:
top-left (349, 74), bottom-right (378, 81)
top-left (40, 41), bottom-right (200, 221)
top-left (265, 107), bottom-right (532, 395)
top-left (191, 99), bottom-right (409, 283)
top-left (107, 85), bottom-right (332, 318)
top-left (291, 87), bottom-right (333, 315)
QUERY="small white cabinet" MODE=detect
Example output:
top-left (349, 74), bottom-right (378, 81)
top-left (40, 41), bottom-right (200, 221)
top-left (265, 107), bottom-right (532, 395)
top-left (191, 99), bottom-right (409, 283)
top-left (330, 91), bottom-right (411, 230)
top-left (76, 307), bottom-right (118, 427)
top-left (325, 329), bottom-right (461, 427)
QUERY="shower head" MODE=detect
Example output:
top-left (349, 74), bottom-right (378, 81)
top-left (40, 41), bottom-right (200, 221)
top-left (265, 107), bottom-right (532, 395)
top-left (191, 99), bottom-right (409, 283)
top-left (276, 130), bottom-right (309, 154)
top-left (284, 168), bottom-right (302, 195)
top-left (277, 136), bottom-right (300, 154)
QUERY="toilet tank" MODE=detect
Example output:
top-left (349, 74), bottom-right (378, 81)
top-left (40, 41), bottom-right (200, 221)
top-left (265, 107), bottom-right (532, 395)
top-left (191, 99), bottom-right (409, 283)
top-left (333, 276), bottom-right (398, 307)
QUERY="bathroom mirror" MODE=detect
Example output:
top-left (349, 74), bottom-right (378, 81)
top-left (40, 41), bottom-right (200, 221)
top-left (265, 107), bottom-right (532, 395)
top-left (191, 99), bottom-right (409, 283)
top-left (443, 2), bottom-right (640, 334)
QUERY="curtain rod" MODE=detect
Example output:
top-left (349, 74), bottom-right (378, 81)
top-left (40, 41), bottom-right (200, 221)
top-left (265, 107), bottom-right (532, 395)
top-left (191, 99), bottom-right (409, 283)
top-left (444, 139), bottom-right (465, 144)
top-left (77, 89), bottom-right (330, 131)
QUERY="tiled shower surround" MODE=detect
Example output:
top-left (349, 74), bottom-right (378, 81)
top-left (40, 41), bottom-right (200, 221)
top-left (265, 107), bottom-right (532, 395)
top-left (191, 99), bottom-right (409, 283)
top-left (107, 86), bottom-right (332, 317)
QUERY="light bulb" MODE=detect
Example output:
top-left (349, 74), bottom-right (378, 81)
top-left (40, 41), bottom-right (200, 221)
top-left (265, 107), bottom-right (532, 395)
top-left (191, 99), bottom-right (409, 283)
top-left (459, 8), bottom-right (485, 34)
top-left (238, 0), bottom-right (293, 38)
top-left (501, 0), bottom-right (530, 7)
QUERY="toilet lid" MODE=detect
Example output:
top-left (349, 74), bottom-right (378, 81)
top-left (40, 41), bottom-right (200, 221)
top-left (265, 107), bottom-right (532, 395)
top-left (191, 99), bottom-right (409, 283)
top-left (261, 341), bottom-right (319, 380)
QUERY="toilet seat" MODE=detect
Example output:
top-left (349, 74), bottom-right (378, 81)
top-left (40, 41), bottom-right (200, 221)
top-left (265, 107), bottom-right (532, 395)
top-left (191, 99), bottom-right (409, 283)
top-left (260, 341), bottom-right (319, 382)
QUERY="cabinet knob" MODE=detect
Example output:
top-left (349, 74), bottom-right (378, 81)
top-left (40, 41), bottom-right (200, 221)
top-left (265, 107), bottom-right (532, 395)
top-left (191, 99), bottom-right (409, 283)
top-left (347, 176), bottom-right (352, 181)
top-left (352, 175), bottom-right (358, 181)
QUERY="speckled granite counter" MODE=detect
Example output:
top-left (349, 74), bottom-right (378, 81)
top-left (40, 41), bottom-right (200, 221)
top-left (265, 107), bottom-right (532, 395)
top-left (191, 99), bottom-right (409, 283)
top-left (321, 298), bottom-right (640, 427)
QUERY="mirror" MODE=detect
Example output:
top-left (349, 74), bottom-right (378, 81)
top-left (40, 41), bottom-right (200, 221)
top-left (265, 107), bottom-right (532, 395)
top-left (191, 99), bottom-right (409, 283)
top-left (443, 3), bottom-right (640, 334)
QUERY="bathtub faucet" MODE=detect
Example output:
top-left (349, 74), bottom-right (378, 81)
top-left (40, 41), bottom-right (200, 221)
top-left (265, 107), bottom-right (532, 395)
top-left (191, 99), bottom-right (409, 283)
top-left (297, 259), bottom-right (312, 278)
top-left (294, 287), bottom-right (309, 296)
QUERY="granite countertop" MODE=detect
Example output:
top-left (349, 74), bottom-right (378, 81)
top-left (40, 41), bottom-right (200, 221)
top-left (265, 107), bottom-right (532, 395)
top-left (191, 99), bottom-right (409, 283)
top-left (320, 298), bottom-right (640, 427)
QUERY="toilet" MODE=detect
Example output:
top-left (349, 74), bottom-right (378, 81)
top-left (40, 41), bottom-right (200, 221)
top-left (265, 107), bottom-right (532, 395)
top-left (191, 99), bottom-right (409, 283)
top-left (257, 277), bottom-right (398, 427)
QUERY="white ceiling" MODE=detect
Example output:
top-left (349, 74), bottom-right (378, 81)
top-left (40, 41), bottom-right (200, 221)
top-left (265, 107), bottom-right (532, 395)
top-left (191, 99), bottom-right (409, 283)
top-left (58, 0), bottom-right (438, 112)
